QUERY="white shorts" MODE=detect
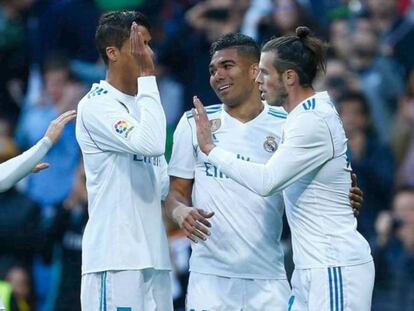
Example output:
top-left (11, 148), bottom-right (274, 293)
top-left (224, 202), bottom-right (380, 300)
top-left (81, 269), bottom-right (173, 311)
top-left (186, 272), bottom-right (291, 311)
top-left (289, 261), bottom-right (375, 311)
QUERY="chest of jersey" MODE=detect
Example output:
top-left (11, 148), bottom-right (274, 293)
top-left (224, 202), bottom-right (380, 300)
top-left (194, 115), bottom-right (284, 179)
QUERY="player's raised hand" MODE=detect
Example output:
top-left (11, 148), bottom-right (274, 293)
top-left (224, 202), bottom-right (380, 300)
top-left (349, 173), bottom-right (363, 217)
top-left (130, 22), bottom-right (154, 76)
top-left (192, 96), bottom-right (216, 155)
top-left (173, 205), bottom-right (214, 243)
top-left (44, 110), bottom-right (77, 145)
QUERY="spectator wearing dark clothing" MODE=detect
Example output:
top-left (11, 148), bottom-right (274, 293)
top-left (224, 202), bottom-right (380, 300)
top-left (257, 0), bottom-right (325, 43)
top-left (366, 0), bottom-right (414, 76)
top-left (50, 165), bottom-right (87, 311)
top-left (0, 0), bottom-right (32, 124)
top-left (337, 92), bottom-right (395, 242)
top-left (373, 186), bottom-right (414, 311)
top-left (347, 27), bottom-right (404, 142)
top-left (0, 188), bottom-right (45, 268)
top-left (38, 0), bottom-right (100, 63)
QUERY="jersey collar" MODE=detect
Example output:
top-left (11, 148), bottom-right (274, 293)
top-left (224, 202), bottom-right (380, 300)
top-left (99, 80), bottom-right (136, 105)
top-left (288, 91), bottom-right (331, 119)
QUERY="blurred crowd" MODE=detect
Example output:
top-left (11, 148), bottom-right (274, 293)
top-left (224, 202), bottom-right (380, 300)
top-left (0, 0), bottom-right (413, 310)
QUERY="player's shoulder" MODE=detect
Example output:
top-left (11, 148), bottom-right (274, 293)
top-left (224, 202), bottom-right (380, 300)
top-left (296, 92), bottom-right (334, 115)
top-left (82, 83), bottom-right (110, 102)
top-left (78, 83), bottom-right (117, 113)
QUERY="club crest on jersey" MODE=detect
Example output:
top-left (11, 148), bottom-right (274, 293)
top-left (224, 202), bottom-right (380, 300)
top-left (114, 120), bottom-right (134, 138)
top-left (263, 135), bottom-right (277, 153)
top-left (209, 119), bottom-right (221, 132)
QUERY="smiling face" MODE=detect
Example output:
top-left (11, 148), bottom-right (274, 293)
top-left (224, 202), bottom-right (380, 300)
top-left (256, 51), bottom-right (288, 107)
top-left (209, 48), bottom-right (257, 107)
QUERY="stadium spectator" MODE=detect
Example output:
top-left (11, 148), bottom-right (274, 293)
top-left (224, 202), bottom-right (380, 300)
top-left (14, 54), bottom-right (81, 311)
top-left (329, 18), bottom-right (351, 61)
top-left (51, 164), bottom-right (87, 311)
top-left (365, 0), bottom-right (414, 75)
top-left (337, 91), bottom-right (395, 242)
top-left (15, 54), bottom-right (82, 209)
top-left (392, 70), bottom-right (414, 186)
top-left (6, 265), bottom-right (35, 311)
top-left (257, 0), bottom-right (324, 43)
top-left (0, 0), bottom-right (33, 123)
top-left (347, 28), bottom-right (404, 142)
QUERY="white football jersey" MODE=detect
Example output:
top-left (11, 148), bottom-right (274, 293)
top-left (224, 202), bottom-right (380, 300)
top-left (209, 92), bottom-right (372, 269)
top-left (76, 77), bottom-right (171, 274)
top-left (169, 103), bottom-right (287, 279)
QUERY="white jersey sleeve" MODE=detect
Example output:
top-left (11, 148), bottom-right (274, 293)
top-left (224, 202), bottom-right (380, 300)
top-left (80, 76), bottom-right (166, 156)
top-left (208, 112), bottom-right (333, 196)
top-left (0, 137), bottom-right (52, 192)
top-left (168, 114), bottom-right (196, 179)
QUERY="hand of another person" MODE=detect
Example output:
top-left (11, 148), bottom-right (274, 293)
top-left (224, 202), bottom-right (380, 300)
top-left (192, 96), bottom-right (216, 155)
top-left (375, 211), bottom-right (393, 246)
top-left (172, 205), bottom-right (214, 243)
top-left (44, 110), bottom-right (77, 144)
top-left (130, 22), bottom-right (154, 76)
top-left (32, 163), bottom-right (50, 173)
top-left (349, 173), bottom-right (363, 217)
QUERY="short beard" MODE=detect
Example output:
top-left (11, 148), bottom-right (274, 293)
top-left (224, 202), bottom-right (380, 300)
top-left (268, 87), bottom-right (288, 107)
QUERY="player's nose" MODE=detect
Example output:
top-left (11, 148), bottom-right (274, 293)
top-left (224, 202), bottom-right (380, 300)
top-left (255, 71), bottom-right (263, 84)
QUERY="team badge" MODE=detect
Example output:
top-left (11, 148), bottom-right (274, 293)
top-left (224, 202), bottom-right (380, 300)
top-left (114, 120), bottom-right (135, 138)
top-left (209, 119), bottom-right (221, 132)
top-left (263, 135), bottom-right (278, 153)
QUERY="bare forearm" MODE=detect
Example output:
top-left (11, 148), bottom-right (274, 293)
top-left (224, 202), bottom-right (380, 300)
top-left (165, 190), bottom-right (191, 220)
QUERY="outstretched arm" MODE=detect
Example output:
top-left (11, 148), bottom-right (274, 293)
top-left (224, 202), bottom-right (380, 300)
top-left (193, 96), bottom-right (332, 196)
top-left (0, 110), bottom-right (76, 192)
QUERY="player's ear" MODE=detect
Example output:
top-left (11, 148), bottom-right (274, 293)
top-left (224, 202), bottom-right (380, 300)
top-left (249, 63), bottom-right (259, 80)
top-left (284, 69), bottom-right (297, 86)
top-left (106, 46), bottom-right (119, 63)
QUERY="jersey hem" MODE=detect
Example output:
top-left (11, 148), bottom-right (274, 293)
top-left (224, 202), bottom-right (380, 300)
top-left (189, 267), bottom-right (287, 280)
top-left (82, 265), bottom-right (172, 275)
top-left (294, 257), bottom-right (373, 270)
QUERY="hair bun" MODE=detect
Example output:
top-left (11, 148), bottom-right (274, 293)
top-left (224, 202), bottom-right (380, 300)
top-left (296, 26), bottom-right (310, 39)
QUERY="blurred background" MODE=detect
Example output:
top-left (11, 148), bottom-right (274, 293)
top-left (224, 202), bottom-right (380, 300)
top-left (0, 0), bottom-right (413, 310)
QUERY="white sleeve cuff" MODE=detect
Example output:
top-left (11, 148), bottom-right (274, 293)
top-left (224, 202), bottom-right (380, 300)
top-left (168, 167), bottom-right (195, 179)
top-left (40, 136), bottom-right (53, 150)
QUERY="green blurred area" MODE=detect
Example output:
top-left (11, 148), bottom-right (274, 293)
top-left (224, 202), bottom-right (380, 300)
top-left (94, 0), bottom-right (145, 11)
top-left (165, 125), bottom-right (174, 162)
